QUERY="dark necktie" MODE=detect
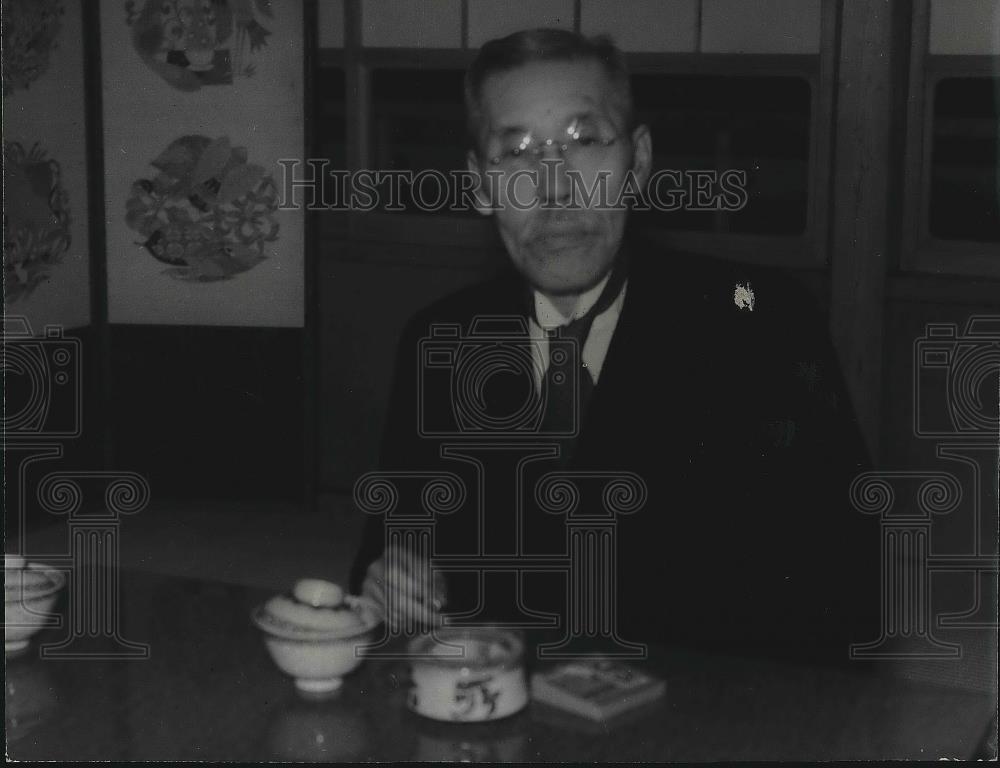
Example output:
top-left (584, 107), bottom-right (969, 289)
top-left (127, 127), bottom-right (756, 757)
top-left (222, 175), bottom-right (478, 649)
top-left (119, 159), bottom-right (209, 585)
top-left (534, 257), bottom-right (629, 461)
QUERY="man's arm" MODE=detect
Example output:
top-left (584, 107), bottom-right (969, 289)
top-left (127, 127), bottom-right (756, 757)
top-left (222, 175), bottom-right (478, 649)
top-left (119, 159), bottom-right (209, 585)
top-left (348, 313), bottom-right (423, 593)
top-left (347, 311), bottom-right (447, 627)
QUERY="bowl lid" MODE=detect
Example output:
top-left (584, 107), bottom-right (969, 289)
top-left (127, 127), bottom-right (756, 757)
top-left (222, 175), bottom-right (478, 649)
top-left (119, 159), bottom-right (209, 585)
top-left (252, 594), bottom-right (380, 641)
top-left (4, 563), bottom-right (65, 602)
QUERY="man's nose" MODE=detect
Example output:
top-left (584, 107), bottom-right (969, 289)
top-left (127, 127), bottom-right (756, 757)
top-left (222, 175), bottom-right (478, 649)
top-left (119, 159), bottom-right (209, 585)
top-left (537, 155), bottom-right (573, 207)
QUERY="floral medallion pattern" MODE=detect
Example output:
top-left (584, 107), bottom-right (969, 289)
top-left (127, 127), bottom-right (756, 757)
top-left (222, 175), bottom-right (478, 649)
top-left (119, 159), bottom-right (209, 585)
top-left (3, 142), bottom-right (72, 301)
top-left (125, 135), bottom-right (279, 282)
top-left (125, 0), bottom-right (274, 91)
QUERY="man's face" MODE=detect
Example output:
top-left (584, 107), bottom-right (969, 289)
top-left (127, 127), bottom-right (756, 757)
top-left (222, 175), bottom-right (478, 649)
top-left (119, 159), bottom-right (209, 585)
top-left (469, 59), bottom-right (651, 296)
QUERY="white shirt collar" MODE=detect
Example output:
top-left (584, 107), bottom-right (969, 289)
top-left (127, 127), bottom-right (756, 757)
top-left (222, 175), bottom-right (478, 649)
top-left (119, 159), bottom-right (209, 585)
top-left (527, 275), bottom-right (627, 390)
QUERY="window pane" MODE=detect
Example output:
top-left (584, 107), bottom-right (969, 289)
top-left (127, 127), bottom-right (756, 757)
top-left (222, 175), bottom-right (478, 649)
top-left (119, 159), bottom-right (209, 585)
top-left (363, 69), bottom-right (812, 232)
top-left (632, 74), bottom-right (812, 235)
top-left (316, 68), bottom-right (346, 167)
top-left (929, 77), bottom-right (1000, 242)
top-left (314, 66), bottom-right (346, 224)
top-left (371, 69), bottom-right (475, 216)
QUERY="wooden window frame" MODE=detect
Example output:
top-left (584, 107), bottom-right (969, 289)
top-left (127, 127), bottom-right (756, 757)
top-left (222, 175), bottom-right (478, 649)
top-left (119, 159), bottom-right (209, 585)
top-left (900, 0), bottom-right (1000, 278)
top-left (318, 0), bottom-right (838, 271)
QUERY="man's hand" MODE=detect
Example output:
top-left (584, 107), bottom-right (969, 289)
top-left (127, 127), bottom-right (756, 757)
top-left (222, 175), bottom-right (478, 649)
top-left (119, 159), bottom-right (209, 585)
top-left (360, 545), bottom-right (447, 631)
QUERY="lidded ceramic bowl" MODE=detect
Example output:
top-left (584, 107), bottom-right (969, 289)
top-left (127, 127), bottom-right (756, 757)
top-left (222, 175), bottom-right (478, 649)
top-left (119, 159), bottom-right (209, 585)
top-left (252, 578), bottom-right (380, 696)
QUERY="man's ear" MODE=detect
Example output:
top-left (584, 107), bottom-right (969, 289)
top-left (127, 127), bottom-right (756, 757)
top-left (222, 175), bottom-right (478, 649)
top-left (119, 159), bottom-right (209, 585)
top-left (466, 150), bottom-right (494, 217)
top-left (630, 124), bottom-right (653, 189)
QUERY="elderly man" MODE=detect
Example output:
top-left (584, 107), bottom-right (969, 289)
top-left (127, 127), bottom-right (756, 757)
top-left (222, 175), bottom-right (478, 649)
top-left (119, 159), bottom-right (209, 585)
top-left (350, 29), bottom-right (876, 663)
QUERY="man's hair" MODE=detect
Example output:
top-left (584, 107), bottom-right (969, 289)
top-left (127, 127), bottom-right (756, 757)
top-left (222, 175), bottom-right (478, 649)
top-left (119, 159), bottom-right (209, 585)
top-left (464, 28), bottom-right (634, 154)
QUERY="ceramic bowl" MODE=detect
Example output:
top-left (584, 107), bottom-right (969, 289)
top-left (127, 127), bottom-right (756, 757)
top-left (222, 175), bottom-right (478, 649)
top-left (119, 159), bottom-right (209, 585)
top-left (252, 582), bottom-right (380, 696)
top-left (4, 559), bottom-right (66, 655)
top-left (407, 627), bottom-right (528, 722)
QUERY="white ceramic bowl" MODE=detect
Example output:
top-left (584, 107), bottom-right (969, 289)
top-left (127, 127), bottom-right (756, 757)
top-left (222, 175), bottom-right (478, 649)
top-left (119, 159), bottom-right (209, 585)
top-left (4, 561), bottom-right (66, 655)
top-left (252, 590), bottom-right (380, 696)
top-left (407, 627), bottom-right (528, 722)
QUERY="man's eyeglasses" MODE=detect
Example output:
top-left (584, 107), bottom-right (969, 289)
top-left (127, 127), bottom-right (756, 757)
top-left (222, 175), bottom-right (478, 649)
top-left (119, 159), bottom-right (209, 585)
top-left (488, 119), bottom-right (620, 171)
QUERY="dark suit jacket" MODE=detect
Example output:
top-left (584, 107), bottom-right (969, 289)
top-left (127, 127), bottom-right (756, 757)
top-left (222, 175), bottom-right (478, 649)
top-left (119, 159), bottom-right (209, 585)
top-left (350, 240), bottom-right (879, 664)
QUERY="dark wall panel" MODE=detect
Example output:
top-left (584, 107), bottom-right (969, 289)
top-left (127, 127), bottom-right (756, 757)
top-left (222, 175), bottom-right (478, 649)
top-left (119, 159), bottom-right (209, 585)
top-left (318, 258), bottom-right (488, 490)
top-left (107, 327), bottom-right (304, 501)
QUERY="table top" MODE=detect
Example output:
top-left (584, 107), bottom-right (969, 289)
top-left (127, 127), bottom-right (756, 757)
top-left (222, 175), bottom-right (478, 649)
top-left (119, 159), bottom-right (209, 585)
top-left (6, 568), bottom-right (996, 762)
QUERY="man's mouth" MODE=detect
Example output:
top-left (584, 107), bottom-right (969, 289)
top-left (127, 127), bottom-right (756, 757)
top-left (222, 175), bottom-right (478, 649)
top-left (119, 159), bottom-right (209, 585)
top-left (531, 229), bottom-right (593, 247)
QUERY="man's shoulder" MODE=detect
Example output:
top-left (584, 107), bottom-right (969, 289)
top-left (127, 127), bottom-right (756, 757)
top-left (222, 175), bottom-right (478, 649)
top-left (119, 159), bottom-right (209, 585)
top-left (401, 268), bottom-right (525, 340)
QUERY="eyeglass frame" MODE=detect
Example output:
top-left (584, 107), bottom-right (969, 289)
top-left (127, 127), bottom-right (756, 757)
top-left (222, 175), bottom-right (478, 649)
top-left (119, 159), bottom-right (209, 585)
top-left (486, 121), bottom-right (624, 169)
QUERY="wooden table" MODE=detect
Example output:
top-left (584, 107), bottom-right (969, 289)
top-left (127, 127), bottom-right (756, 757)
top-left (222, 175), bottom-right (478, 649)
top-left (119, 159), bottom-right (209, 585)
top-left (6, 568), bottom-right (995, 761)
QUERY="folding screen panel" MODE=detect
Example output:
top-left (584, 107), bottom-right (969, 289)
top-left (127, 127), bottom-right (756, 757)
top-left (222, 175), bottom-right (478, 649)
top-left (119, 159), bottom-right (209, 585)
top-left (4, 0), bottom-right (92, 331)
top-left (101, 0), bottom-right (304, 326)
